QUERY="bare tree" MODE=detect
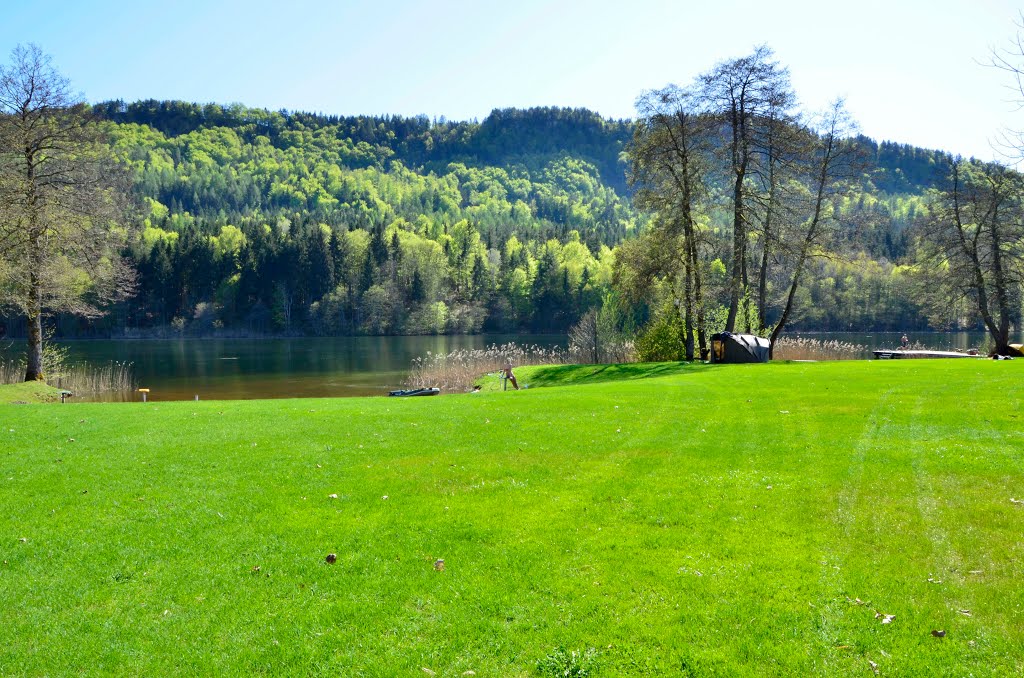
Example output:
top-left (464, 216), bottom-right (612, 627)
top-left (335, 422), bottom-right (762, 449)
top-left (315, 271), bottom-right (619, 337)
top-left (0, 44), bottom-right (133, 381)
top-left (568, 308), bottom-right (601, 363)
top-left (987, 12), bottom-right (1024, 161)
top-left (629, 85), bottom-right (712, 359)
top-left (699, 46), bottom-right (793, 333)
top-left (747, 78), bottom-right (802, 332)
top-left (920, 158), bottom-right (1024, 354)
top-left (768, 100), bottom-right (860, 356)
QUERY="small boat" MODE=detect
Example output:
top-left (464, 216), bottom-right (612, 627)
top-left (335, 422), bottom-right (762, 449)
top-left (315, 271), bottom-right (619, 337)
top-left (388, 387), bottom-right (440, 397)
top-left (873, 349), bottom-right (982, 360)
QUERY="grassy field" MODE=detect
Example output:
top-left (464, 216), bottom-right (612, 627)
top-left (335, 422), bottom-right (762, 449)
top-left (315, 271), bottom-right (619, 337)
top-left (1, 359), bottom-right (1022, 676)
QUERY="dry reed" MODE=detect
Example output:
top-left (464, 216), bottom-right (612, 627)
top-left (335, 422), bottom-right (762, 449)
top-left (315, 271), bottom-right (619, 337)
top-left (1, 357), bottom-right (135, 394)
top-left (0, 359), bottom-right (21, 384)
top-left (406, 342), bottom-right (571, 392)
top-left (771, 336), bottom-right (870, 361)
top-left (51, 361), bottom-right (136, 394)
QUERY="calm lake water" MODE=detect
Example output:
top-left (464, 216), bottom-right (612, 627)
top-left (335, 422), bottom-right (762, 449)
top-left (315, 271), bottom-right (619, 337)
top-left (41, 335), bottom-right (566, 402)
top-left (4, 330), bottom-right (1019, 402)
top-left (789, 330), bottom-right (1023, 355)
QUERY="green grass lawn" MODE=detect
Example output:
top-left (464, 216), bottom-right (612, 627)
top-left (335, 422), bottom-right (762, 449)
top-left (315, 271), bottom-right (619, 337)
top-left (1, 359), bottom-right (1022, 676)
top-left (0, 380), bottom-right (64, 404)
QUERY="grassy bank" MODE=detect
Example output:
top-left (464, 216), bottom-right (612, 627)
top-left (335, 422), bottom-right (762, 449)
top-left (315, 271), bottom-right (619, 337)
top-left (1, 360), bottom-right (1022, 675)
top-left (0, 380), bottom-right (65, 404)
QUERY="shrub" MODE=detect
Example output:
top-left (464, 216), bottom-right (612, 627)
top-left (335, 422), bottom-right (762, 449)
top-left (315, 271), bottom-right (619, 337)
top-left (635, 315), bottom-right (685, 362)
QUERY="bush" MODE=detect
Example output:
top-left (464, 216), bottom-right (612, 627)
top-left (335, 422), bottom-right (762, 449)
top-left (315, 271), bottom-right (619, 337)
top-left (635, 315), bottom-right (685, 362)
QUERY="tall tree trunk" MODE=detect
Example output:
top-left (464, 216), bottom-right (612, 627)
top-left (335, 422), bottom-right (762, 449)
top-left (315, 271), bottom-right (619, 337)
top-left (725, 101), bottom-right (747, 333)
top-left (757, 244), bottom-right (770, 332)
top-left (757, 163), bottom-right (778, 333)
top-left (24, 270), bottom-right (44, 381)
top-left (989, 209), bottom-right (1012, 353)
top-left (741, 244), bottom-right (751, 333)
top-left (688, 234), bottom-right (709, 360)
top-left (682, 255), bottom-right (695, 361)
top-left (726, 167), bottom-right (745, 332)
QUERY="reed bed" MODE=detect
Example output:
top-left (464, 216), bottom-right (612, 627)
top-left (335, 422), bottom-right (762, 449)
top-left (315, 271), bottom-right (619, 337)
top-left (0, 359), bottom-right (21, 385)
top-left (772, 336), bottom-right (870, 361)
top-left (51, 361), bottom-right (136, 394)
top-left (0, 357), bottom-right (135, 394)
top-left (406, 342), bottom-right (571, 392)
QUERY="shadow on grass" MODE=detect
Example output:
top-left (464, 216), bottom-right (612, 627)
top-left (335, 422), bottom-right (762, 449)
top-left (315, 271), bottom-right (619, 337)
top-left (522, 361), bottom-right (711, 389)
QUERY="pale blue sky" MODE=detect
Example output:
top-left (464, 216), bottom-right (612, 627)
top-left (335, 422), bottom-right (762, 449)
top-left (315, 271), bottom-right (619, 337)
top-left (2, 0), bottom-right (1022, 159)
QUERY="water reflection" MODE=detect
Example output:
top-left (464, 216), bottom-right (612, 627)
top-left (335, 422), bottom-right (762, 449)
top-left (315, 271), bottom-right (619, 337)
top-left (5, 330), bottom-right (1019, 402)
top-left (790, 330), bottom-right (1021, 357)
top-left (49, 335), bottom-right (566, 402)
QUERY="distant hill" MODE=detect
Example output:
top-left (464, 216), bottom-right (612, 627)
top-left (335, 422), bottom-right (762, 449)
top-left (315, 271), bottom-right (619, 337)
top-left (0, 100), bottom-right (953, 338)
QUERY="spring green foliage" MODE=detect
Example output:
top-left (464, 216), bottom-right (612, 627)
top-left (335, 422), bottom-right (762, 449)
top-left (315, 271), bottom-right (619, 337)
top-left (1, 98), bottom-right (970, 338)
top-left (2, 359), bottom-right (1022, 675)
top-left (87, 103), bottom-right (634, 335)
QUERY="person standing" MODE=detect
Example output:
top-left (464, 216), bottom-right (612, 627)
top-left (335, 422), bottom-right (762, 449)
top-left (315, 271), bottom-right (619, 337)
top-left (502, 363), bottom-right (519, 390)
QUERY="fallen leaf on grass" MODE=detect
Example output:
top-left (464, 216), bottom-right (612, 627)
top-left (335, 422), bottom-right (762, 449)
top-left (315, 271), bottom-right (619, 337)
top-left (327, 493), bottom-right (338, 499)
top-left (1011, 498), bottom-right (1023, 505)
top-left (18, 537), bottom-right (27, 543)
top-left (434, 559), bottom-right (445, 571)
top-left (875, 612), bottom-right (896, 624)
top-left (931, 629), bottom-right (946, 637)
top-left (959, 609), bottom-right (972, 617)
top-left (968, 569), bottom-right (984, 575)
top-left (868, 659), bottom-right (879, 674)
top-left (382, 495), bottom-right (389, 501)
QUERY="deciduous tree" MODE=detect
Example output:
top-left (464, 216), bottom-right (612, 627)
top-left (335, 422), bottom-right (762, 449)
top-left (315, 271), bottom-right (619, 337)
top-left (768, 101), bottom-right (860, 355)
top-left (919, 158), bottom-right (1024, 354)
top-left (629, 85), bottom-right (713, 359)
top-left (699, 46), bottom-right (793, 332)
top-left (0, 44), bottom-right (133, 380)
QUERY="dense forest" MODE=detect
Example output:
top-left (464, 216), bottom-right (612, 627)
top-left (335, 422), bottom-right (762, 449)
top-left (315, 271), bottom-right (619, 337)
top-left (1, 99), bottom-right (954, 339)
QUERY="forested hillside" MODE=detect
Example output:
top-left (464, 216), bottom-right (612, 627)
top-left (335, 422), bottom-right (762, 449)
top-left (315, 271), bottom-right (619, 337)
top-left (3, 100), bottom-right (952, 338)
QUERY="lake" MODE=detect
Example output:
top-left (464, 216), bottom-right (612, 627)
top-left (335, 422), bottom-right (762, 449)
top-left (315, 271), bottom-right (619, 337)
top-left (4, 330), bottom-right (1019, 402)
top-left (43, 335), bottom-right (567, 402)
top-left (786, 330), bottom-right (1022, 355)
